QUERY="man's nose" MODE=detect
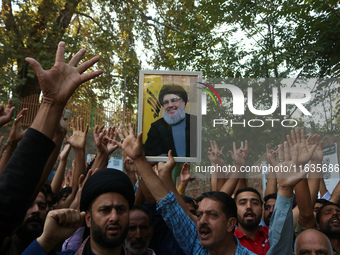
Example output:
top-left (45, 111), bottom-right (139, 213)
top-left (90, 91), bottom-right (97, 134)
top-left (109, 209), bottom-right (119, 222)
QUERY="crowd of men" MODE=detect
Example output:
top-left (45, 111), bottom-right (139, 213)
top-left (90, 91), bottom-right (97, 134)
top-left (0, 41), bottom-right (339, 255)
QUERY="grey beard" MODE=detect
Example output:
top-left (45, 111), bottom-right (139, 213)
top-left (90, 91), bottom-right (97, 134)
top-left (124, 238), bottom-right (151, 255)
top-left (163, 104), bottom-right (186, 125)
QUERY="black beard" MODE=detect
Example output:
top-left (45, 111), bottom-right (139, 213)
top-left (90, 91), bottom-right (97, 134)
top-left (322, 225), bottom-right (340, 239)
top-left (16, 216), bottom-right (44, 249)
top-left (91, 219), bottom-right (128, 249)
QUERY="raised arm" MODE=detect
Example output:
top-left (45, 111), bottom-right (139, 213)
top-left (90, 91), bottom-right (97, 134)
top-left (265, 144), bottom-right (277, 196)
top-left (51, 144), bottom-right (71, 195)
top-left (287, 129), bottom-right (318, 229)
top-left (66, 117), bottom-right (88, 195)
top-left (267, 141), bottom-right (308, 255)
top-left (177, 162), bottom-right (190, 196)
top-left (0, 42), bottom-right (102, 245)
top-left (208, 140), bottom-right (226, 191)
top-left (118, 123), bottom-right (169, 201)
top-left (219, 141), bottom-right (248, 195)
top-left (90, 125), bottom-right (118, 171)
top-left (0, 108), bottom-right (27, 174)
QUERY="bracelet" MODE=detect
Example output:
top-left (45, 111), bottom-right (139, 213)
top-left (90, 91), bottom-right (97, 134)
top-left (5, 141), bottom-right (17, 148)
top-left (4, 150), bottom-right (13, 155)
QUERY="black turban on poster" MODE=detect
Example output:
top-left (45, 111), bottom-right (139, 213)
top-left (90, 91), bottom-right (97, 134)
top-left (158, 84), bottom-right (188, 105)
top-left (80, 168), bottom-right (134, 212)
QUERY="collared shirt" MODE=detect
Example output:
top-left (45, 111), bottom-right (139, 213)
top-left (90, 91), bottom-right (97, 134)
top-left (234, 226), bottom-right (270, 255)
top-left (156, 192), bottom-right (255, 255)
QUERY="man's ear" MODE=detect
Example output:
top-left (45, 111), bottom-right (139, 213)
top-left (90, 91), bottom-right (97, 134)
top-left (227, 217), bottom-right (237, 232)
top-left (85, 211), bottom-right (91, 228)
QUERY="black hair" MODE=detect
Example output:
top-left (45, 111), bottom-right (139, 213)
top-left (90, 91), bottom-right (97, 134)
top-left (130, 204), bottom-right (152, 225)
top-left (56, 187), bottom-right (72, 203)
top-left (234, 187), bottom-right (263, 205)
top-left (182, 195), bottom-right (198, 209)
top-left (200, 191), bottom-right (237, 219)
top-left (264, 193), bottom-right (277, 203)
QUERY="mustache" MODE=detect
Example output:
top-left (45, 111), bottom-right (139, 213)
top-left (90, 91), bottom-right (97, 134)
top-left (243, 209), bottom-right (256, 218)
top-left (24, 215), bottom-right (43, 226)
top-left (199, 225), bottom-right (212, 232)
top-left (105, 223), bottom-right (121, 230)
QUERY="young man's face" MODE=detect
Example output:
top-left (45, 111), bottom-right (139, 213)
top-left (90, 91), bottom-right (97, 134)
top-left (86, 192), bottom-right (129, 249)
top-left (196, 198), bottom-right (235, 250)
top-left (236, 191), bottom-right (262, 229)
top-left (16, 192), bottom-right (47, 243)
top-left (318, 205), bottom-right (340, 238)
top-left (263, 198), bottom-right (276, 226)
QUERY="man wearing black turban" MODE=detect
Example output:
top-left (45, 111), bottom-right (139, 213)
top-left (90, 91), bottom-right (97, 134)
top-left (22, 169), bottom-right (135, 255)
top-left (144, 84), bottom-right (197, 158)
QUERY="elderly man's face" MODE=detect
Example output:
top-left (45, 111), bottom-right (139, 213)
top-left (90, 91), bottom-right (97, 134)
top-left (162, 93), bottom-right (186, 125)
top-left (125, 209), bottom-right (152, 254)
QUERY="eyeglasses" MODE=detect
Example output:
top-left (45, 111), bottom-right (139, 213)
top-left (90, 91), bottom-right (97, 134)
top-left (162, 97), bottom-right (182, 107)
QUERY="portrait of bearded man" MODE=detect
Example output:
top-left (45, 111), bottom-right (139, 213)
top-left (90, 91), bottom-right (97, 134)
top-left (144, 84), bottom-right (197, 158)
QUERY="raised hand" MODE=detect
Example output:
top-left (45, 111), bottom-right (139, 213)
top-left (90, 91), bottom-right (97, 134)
top-left (208, 140), bottom-right (225, 165)
top-left (228, 140), bottom-right (248, 167)
top-left (158, 150), bottom-right (176, 178)
top-left (66, 117), bottom-right (88, 150)
top-left (180, 162), bottom-right (191, 187)
top-left (25, 42), bottom-right (102, 107)
top-left (268, 142), bottom-right (306, 197)
top-left (117, 123), bottom-right (143, 160)
top-left (7, 108), bottom-right (28, 145)
top-left (59, 144), bottom-right (71, 162)
top-left (307, 134), bottom-right (323, 162)
top-left (0, 99), bottom-right (15, 127)
top-left (286, 129), bottom-right (317, 166)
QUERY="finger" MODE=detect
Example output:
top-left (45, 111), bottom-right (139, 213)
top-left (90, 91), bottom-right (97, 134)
top-left (77, 56), bottom-right (100, 74)
top-left (25, 57), bottom-right (44, 77)
top-left (78, 174), bottom-right (85, 186)
top-left (245, 140), bottom-right (248, 151)
top-left (137, 132), bottom-right (143, 145)
top-left (55, 41), bottom-right (66, 63)
top-left (291, 129), bottom-right (297, 144)
top-left (71, 119), bottom-right (75, 132)
top-left (18, 108), bottom-right (28, 117)
top-left (7, 99), bottom-right (13, 109)
top-left (69, 48), bottom-right (86, 67)
top-left (80, 70), bottom-right (103, 83)
top-left (220, 146), bottom-right (224, 154)
top-left (278, 144), bottom-right (284, 161)
top-left (287, 134), bottom-right (293, 149)
top-left (300, 129), bottom-right (306, 145)
top-left (291, 144), bottom-right (299, 164)
top-left (233, 142), bottom-right (236, 154)
top-left (284, 142), bottom-right (290, 162)
top-left (77, 117), bottom-right (80, 131)
top-left (0, 104), bottom-right (3, 112)
top-left (128, 123), bottom-right (135, 136)
top-left (295, 128), bottom-right (301, 144)
top-left (85, 123), bottom-right (89, 134)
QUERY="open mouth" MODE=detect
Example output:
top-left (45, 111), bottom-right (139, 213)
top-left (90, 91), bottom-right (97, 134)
top-left (199, 226), bottom-right (212, 240)
top-left (106, 224), bottom-right (120, 235)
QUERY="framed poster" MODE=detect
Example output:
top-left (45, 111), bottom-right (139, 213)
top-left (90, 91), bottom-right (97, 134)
top-left (138, 70), bottom-right (202, 162)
